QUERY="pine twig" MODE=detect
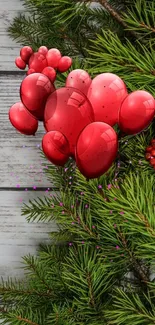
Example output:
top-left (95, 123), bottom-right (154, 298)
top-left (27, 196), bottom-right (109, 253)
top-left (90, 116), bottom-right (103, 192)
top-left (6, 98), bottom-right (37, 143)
top-left (83, 0), bottom-right (138, 38)
top-left (16, 317), bottom-right (39, 325)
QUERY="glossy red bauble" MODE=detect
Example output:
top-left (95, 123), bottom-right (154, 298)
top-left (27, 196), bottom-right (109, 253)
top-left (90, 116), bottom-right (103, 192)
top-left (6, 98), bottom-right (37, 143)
top-left (28, 52), bottom-right (47, 73)
top-left (9, 102), bottom-right (38, 135)
top-left (57, 56), bottom-right (72, 73)
top-left (65, 69), bottom-right (91, 95)
top-left (20, 46), bottom-right (33, 63)
top-left (46, 48), bottom-right (62, 68)
top-left (15, 56), bottom-right (26, 70)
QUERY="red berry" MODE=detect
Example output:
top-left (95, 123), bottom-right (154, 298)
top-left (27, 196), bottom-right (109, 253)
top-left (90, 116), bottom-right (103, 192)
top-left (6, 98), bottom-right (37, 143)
top-left (15, 56), bottom-right (26, 70)
top-left (146, 146), bottom-right (153, 152)
top-left (145, 153), bottom-right (151, 160)
top-left (46, 48), bottom-right (62, 68)
top-left (57, 56), bottom-right (72, 73)
top-left (38, 46), bottom-right (48, 56)
top-left (27, 68), bottom-right (35, 75)
top-left (20, 46), bottom-right (33, 63)
top-left (42, 67), bottom-right (56, 83)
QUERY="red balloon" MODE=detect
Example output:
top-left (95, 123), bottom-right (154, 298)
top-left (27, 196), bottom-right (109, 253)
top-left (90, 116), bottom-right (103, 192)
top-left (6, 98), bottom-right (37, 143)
top-left (46, 48), bottom-right (62, 68)
top-left (87, 73), bottom-right (128, 126)
top-left (20, 73), bottom-right (55, 121)
top-left (38, 46), bottom-right (48, 56)
top-left (28, 53), bottom-right (47, 72)
top-left (9, 102), bottom-right (38, 136)
top-left (27, 68), bottom-right (35, 75)
top-left (118, 90), bottom-right (155, 135)
top-left (15, 56), bottom-right (26, 70)
top-left (42, 131), bottom-right (70, 166)
top-left (75, 122), bottom-right (118, 179)
top-left (57, 56), bottom-right (72, 73)
top-left (65, 69), bottom-right (91, 95)
top-left (42, 67), bottom-right (56, 83)
top-left (44, 87), bottom-right (94, 156)
top-left (20, 46), bottom-right (33, 63)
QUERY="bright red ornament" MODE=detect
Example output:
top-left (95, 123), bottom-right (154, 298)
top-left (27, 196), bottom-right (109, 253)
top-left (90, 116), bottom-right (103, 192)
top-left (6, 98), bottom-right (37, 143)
top-left (57, 56), bottom-right (72, 73)
top-left (150, 157), bottom-right (155, 166)
top-left (42, 131), bottom-right (70, 166)
top-left (42, 67), bottom-right (56, 83)
top-left (118, 90), bottom-right (155, 135)
top-left (87, 73), bottom-right (128, 126)
top-left (20, 46), bottom-right (33, 63)
top-left (38, 46), bottom-right (48, 56)
top-left (20, 73), bottom-right (55, 121)
top-left (46, 48), bottom-right (62, 68)
top-left (27, 68), bottom-right (35, 75)
top-left (28, 52), bottom-right (47, 73)
top-left (75, 122), bottom-right (118, 179)
top-left (65, 69), bottom-right (91, 95)
top-left (151, 149), bottom-right (155, 157)
top-left (15, 56), bottom-right (26, 70)
top-left (9, 102), bottom-right (38, 135)
top-left (44, 87), bottom-right (94, 156)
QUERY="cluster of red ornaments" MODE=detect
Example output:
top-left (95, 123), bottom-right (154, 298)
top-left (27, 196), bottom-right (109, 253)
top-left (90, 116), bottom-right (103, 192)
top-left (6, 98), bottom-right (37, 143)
top-left (145, 139), bottom-right (155, 169)
top-left (9, 46), bottom-right (155, 179)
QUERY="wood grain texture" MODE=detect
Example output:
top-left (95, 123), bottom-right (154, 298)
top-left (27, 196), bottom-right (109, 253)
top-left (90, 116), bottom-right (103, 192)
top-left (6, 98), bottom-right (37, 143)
top-left (0, 73), bottom-right (52, 187)
top-left (0, 0), bottom-right (23, 71)
top-left (0, 191), bottom-right (57, 279)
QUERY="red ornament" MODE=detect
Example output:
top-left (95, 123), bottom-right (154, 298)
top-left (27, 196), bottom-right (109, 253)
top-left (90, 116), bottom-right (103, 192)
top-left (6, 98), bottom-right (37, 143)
top-left (150, 157), bottom-right (155, 166)
top-left (65, 69), bottom-right (92, 95)
top-left (44, 87), bottom-right (94, 156)
top-left (15, 56), bottom-right (26, 70)
top-left (42, 67), bottom-right (56, 83)
top-left (28, 53), bottom-right (47, 73)
top-left (27, 68), bottom-right (35, 75)
top-left (75, 122), bottom-right (118, 179)
top-left (57, 56), bottom-right (72, 73)
top-left (42, 131), bottom-right (70, 166)
top-left (9, 102), bottom-right (38, 135)
top-left (46, 48), bottom-right (62, 68)
top-left (87, 73), bottom-right (128, 126)
top-left (20, 73), bottom-right (55, 121)
top-left (151, 139), bottom-right (155, 147)
top-left (20, 46), bottom-right (33, 63)
top-left (119, 90), bottom-right (155, 135)
top-left (38, 46), bottom-right (48, 56)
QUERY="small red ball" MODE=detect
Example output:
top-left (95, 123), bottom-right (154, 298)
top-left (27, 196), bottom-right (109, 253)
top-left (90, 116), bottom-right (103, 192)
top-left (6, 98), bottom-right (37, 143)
top-left (20, 46), bottom-right (33, 63)
top-left (28, 52), bottom-right (47, 73)
top-left (57, 56), bottom-right (72, 73)
top-left (15, 56), bottom-right (26, 70)
top-left (42, 67), bottom-right (56, 83)
top-left (150, 157), bottom-right (155, 166)
top-left (27, 68), bottom-right (35, 75)
top-left (146, 146), bottom-right (153, 152)
top-left (42, 131), bottom-right (70, 166)
top-left (46, 48), bottom-right (62, 68)
top-left (38, 46), bottom-right (48, 56)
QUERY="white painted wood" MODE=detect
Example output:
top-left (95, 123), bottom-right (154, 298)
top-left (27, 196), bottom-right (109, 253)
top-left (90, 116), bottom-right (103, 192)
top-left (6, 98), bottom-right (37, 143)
top-left (0, 74), bottom-right (52, 187)
top-left (0, 0), bottom-right (24, 71)
top-left (0, 191), bottom-right (57, 279)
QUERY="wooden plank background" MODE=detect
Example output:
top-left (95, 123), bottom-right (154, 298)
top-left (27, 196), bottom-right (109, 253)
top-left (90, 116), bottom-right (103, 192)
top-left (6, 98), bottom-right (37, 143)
top-left (0, 0), bottom-right (55, 279)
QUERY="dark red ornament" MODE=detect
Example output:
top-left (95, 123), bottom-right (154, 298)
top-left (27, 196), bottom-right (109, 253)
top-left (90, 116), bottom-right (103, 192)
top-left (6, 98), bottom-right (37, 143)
top-left (145, 153), bottom-right (151, 160)
top-left (42, 131), bottom-right (70, 166)
top-left (9, 102), bottom-right (38, 135)
top-left (20, 73), bottom-right (55, 121)
top-left (44, 87), bottom-right (94, 156)
top-left (75, 122), bottom-right (118, 179)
